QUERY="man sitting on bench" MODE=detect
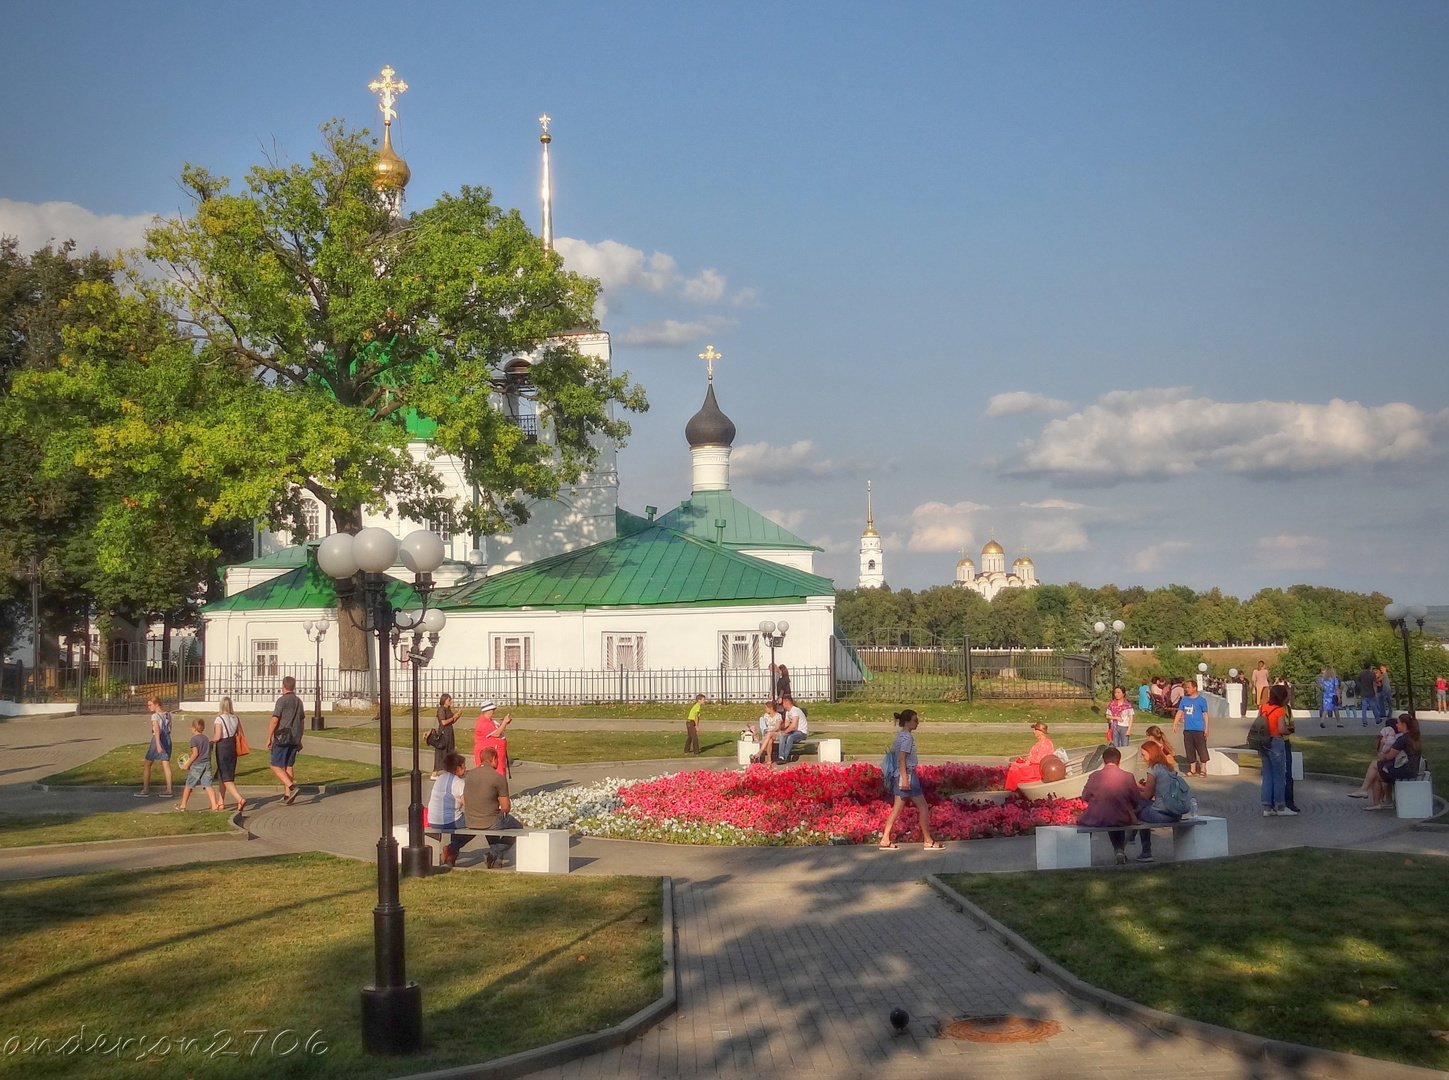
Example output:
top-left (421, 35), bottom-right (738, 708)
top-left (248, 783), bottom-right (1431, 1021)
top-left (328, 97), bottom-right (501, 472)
top-left (776, 696), bottom-right (808, 762)
top-left (464, 746), bottom-right (522, 869)
top-left (1078, 746), bottom-right (1145, 866)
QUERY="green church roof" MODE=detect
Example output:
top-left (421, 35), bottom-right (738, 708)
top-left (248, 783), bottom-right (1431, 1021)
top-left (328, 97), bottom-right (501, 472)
top-left (437, 524), bottom-right (834, 612)
top-left (204, 562), bottom-right (423, 613)
top-left (230, 545), bottom-right (312, 570)
top-left (654, 490), bottom-right (820, 551)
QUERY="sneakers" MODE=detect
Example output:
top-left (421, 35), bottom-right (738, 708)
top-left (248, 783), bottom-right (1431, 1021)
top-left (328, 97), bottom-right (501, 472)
top-left (484, 852), bottom-right (500, 869)
top-left (1263, 808), bottom-right (1276, 816)
top-left (1114, 852), bottom-right (1128, 865)
top-left (1136, 852), bottom-right (1155, 863)
top-left (1276, 807), bottom-right (1298, 816)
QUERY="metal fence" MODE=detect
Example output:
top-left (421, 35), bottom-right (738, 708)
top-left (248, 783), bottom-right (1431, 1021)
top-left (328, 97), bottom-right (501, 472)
top-left (841, 647), bottom-right (1094, 701)
top-left (17, 659), bottom-right (206, 713)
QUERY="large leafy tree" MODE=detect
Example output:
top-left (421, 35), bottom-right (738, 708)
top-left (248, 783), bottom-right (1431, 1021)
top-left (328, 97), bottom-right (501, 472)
top-left (132, 122), bottom-right (645, 669)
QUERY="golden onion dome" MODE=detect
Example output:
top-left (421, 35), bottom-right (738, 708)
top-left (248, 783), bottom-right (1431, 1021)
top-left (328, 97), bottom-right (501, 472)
top-left (373, 125), bottom-right (411, 191)
top-left (957, 555), bottom-right (974, 567)
top-left (982, 539), bottom-right (1005, 555)
top-left (1015, 553), bottom-right (1034, 564)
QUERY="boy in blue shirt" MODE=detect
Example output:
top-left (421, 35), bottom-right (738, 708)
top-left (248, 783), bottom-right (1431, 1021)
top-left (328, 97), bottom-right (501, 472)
top-left (1175, 682), bottom-right (1211, 777)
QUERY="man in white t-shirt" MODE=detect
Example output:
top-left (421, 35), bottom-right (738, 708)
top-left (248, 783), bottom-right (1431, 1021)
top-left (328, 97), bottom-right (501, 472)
top-left (776, 696), bottom-right (809, 762)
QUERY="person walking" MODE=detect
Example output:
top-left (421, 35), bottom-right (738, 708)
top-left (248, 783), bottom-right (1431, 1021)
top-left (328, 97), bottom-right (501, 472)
top-left (1251, 661), bottom-right (1270, 708)
top-left (266, 675), bottom-right (305, 804)
top-left (175, 718), bottom-right (224, 812)
top-left (1106, 686), bottom-right (1134, 748)
top-left (430, 693), bottom-right (459, 778)
top-left (684, 693), bottom-right (704, 755)
top-left (878, 710), bottom-right (942, 850)
top-left (1436, 675), bottom-right (1447, 713)
top-left (1316, 666), bottom-right (1341, 727)
top-left (1358, 664), bottom-right (1376, 727)
top-left (1376, 665), bottom-right (1393, 722)
top-left (137, 698), bottom-right (175, 798)
top-left (212, 696), bottom-right (247, 813)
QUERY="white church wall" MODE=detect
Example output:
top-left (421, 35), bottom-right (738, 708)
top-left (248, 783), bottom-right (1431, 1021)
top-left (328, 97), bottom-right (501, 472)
top-left (740, 548), bottom-right (815, 574)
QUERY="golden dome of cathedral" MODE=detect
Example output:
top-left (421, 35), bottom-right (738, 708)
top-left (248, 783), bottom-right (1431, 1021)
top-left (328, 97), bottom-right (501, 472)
top-left (372, 125), bottom-right (411, 191)
top-left (982, 539), bottom-right (1005, 556)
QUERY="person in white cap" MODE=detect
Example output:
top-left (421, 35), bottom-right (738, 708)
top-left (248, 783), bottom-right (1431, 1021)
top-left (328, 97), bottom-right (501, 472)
top-left (472, 699), bottom-right (513, 776)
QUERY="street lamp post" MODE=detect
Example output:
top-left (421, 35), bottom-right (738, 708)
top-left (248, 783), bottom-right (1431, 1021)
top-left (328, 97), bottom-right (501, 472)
top-left (1384, 602), bottom-right (1429, 714)
top-left (317, 526), bottom-right (446, 1056)
top-left (395, 605), bottom-right (445, 879)
top-left (304, 619), bottom-right (330, 731)
top-left (758, 619), bottom-right (789, 703)
top-left (1197, 661), bottom-right (1209, 693)
top-left (1093, 619), bottom-right (1126, 690)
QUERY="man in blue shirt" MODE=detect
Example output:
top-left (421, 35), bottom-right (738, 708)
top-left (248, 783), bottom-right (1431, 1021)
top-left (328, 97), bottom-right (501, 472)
top-left (1175, 682), bottom-right (1211, 778)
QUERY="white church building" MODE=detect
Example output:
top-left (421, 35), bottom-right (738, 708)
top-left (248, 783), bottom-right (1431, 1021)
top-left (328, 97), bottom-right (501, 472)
top-left (952, 539), bottom-right (1038, 600)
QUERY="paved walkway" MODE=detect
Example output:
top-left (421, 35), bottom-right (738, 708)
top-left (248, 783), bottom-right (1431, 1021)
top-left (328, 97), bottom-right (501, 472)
top-left (1, 713), bottom-right (1444, 1079)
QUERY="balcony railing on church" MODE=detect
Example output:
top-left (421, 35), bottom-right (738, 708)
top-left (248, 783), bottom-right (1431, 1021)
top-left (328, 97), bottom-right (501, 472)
top-left (507, 415), bottom-right (539, 444)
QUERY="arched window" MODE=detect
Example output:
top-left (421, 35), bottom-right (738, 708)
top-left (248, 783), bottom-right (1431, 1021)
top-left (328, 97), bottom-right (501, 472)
top-left (868, 559), bottom-right (876, 570)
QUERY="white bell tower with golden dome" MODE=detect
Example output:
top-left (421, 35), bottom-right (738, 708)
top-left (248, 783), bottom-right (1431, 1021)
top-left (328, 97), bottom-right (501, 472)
top-left (858, 481), bottom-right (885, 589)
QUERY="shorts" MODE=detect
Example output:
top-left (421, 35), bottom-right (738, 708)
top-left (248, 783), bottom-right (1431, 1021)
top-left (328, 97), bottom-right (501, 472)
top-left (144, 738), bottom-right (172, 762)
top-left (270, 744), bottom-right (299, 768)
top-left (185, 762), bottom-right (214, 789)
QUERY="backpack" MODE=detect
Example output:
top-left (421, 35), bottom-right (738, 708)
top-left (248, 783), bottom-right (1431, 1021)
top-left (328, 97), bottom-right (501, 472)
top-left (1245, 715), bottom-right (1271, 752)
top-left (1158, 770), bottom-right (1192, 816)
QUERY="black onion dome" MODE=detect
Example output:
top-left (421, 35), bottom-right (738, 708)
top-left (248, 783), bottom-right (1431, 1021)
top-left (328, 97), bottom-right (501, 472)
top-left (684, 384), bottom-right (736, 447)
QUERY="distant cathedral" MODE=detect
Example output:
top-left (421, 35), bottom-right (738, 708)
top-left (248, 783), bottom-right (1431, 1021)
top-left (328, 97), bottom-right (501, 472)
top-left (952, 538), bottom-right (1037, 599)
top-left (857, 481), bottom-right (884, 589)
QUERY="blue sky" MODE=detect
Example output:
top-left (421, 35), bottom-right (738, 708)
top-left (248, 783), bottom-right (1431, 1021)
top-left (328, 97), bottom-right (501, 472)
top-left (4, 1), bottom-right (1447, 603)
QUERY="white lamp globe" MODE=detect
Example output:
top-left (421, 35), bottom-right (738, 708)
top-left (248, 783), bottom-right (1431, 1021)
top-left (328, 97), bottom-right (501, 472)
top-left (1384, 602), bottom-right (1404, 621)
top-left (317, 618), bottom-right (331, 633)
top-left (420, 608), bottom-right (447, 634)
top-left (400, 529), bottom-right (446, 574)
top-left (303, 620), bottom-right (314, 633)
top-left (1198, 662), bottom-right (1208, 673)
top-left (394, 609), bottom-right (420, 630)
top-left (353, 527), bottom-right (399, 573)
top-left (317, 533), bottom-right (360, 580)
top-left (1093, 621), bottom-right (1106, 634)
top-left (759, 620), bottom-right (776, 635)
top-left (1229, 668), bottom-right (1239, 677)
top-left (1112, 620), bottom-right (1125, 633)
top-left (1410, 604), bottom-right (1429, 621)
top-left (777, 620), bottom-right (790, 634)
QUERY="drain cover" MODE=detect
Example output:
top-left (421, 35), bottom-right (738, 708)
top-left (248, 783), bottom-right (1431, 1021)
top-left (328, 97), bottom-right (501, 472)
top-left (942, 1016), bottom-right (1061, 1043)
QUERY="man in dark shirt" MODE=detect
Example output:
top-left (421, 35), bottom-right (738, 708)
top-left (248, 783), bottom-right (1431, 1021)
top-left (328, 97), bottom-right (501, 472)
top-left (1079, 747), bottom-right (1145, 866)
top-left (267, 675), bottom-right (306, 804)
top-left (463, 747), bottom-right (522, 868)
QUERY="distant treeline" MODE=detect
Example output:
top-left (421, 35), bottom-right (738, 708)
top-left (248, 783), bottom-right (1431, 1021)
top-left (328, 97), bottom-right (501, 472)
top-left (835, 582), bottom-right (1400, 651)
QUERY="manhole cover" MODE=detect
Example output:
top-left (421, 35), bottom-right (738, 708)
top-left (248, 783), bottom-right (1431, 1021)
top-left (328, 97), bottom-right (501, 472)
top-left (942, 1015), bottom-right (1062, 1043)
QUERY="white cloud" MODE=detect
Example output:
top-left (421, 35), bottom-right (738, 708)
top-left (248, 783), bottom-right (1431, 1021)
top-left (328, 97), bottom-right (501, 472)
top-left (0, 198), bottom-right (156, 256)
top-left (1256, 533), bottom-right (1332, 570)
top-left (1012, 388), bottom-right (1445, 484)
top-left (1132, 540), bottom-right (1191, 573)
top-left (904, 499), bottom-right (990, 552)
top-left (554, 236), bottom-right (754, 339)
top-left (616, 318), bottom-right (732, 347)
top-left (1020, 522), bottom-right (1090, 553)
top-left (1019, 499), bottom-right (1087, 511)
top-left (732, 440), bottom-right (851, 483)
top-left (762, 507), bottom-right (810, 533)
top-left (985, 391), bottom-right (1074, 417)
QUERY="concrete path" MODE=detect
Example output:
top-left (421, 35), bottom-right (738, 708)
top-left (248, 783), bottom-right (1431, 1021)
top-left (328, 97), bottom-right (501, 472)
top-left (1, 712), bottom-right (1443, 1080)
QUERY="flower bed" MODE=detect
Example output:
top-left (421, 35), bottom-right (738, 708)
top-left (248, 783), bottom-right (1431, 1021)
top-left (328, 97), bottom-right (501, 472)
top-left (511, 762), bottom-right (1085, 846)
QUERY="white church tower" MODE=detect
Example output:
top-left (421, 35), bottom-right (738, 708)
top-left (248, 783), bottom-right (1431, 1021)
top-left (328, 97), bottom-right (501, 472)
top-left (858, 481), bottom-right (885, 589)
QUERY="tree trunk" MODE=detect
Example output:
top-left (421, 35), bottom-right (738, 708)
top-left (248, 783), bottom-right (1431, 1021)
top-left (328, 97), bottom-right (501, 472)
top-left (331, 503), bottom-right (375, 703)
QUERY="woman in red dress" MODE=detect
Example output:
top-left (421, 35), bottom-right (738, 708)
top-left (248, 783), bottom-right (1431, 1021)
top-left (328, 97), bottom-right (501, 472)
top-left (1004, 723), bottom-right (1056, 790)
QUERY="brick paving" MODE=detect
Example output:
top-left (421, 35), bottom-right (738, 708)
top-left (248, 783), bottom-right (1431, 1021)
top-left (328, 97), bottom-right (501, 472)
top-left (2, 713), bottom-right (1443, 1079)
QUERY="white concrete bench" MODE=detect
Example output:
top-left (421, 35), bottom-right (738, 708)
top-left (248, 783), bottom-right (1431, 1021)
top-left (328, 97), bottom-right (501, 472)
top-left (1035, 816), bottom-right (1229, 870)
top-left (737, 736), bottom-right (842, 765)
top-left (1206, 746), bottom-right (1303, 779)
top-left (391, 824), bottom-right (570, 873)
top-left (1394, 758), bottom-right (1434, 819)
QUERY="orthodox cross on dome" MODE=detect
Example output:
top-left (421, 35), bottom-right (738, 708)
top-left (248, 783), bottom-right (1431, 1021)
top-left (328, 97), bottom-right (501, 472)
top-left (539, 113), bottom-right (552, 139)
top-left (699, 344), bottom-right (722, 383)
top-left (368, 65), bottom-right (409, 125)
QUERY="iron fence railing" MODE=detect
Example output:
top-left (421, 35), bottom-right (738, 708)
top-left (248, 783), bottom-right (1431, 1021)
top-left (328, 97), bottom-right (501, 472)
top-left (840, 647), bottom-right (1094, 701)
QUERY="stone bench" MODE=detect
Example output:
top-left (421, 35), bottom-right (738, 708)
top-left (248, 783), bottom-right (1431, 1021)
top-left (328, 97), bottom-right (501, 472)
top-left (1035, 816), bottom-right (1228, 870)
top-left (736, 736), bottom-right (842, 765)
top-left (1205, 746), bottom-right (1303, 779)
top-left (390, 824), bottom-right (570, 873)
top-left (1394, 758), bottom-right (1434, 819)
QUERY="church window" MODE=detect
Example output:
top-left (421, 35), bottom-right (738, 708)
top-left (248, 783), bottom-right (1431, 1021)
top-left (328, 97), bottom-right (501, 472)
top-left (293, 499), bottom-right (322, 545)
top-left (491, 633), bottom-right (532, 671)
top-left (430, 511), bottom-right (454, 545)
top-left (719, 632), bottom-right (762, 669)
top-left (868, 559), bottom-right (876, 570)
top-left (252, 639), bottom-right (279, 678)
top-left (604, 633), bottom-right (646, 670)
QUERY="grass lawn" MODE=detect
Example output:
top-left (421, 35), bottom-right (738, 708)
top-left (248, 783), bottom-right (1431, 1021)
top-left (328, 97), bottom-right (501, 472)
top-left (0, 811), bottom-right (236, 848)
top-left (0, 853), bottom-right (662, 1080)
top-left (942, 849), bottom-right (1449, 1070)
top-left (310, 726), bottom-right (1102, 764)
top-left (1293, 733), bottom-right (1449, 801)
top-left (40, 745), bottom-right (394, 790)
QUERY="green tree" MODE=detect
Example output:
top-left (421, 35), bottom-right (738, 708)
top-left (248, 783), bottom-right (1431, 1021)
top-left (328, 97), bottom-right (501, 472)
top-left (115, 123), bottom-right (644, 672)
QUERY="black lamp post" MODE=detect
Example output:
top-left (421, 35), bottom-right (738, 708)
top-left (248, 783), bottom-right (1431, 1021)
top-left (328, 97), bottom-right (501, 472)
top-left (758, 619), bottom-right (788, 702)
top-left (27, 555), bottom-right (41, 702)
top-left (1384, 602), bottom-right (1429, 714)
top-left (1094, 619), bottom-right (1125, 690)
top-left (304, 618), bottom-right (330, 731)
top-left (318, 526), bottom-right (446, 1056)
top-left (394, 606), bottom-right (445, 878)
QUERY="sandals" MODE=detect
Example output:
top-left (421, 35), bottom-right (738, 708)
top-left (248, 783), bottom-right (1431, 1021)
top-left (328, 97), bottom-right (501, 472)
top-left (923, 842), bottom-right (945, 850)
top-left (234, 800), bottom-right (248, 814)
top-left (878, 842), bottom-right (899, 850)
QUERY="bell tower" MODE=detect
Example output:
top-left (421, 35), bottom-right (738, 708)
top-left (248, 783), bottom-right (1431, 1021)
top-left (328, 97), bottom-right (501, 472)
top-left (858, 481), bottom-right (885, 589)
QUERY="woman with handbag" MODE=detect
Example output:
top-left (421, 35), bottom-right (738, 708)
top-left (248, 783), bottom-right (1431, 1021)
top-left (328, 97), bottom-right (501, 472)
top-left (878, 710), bottom-right (942, 850)
top-left (213, 696), bottom-right (248, 813)
top-left (430, 693), bottom-right (458, 779)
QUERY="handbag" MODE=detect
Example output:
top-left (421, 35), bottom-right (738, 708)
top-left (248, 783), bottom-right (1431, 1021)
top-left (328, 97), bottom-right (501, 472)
top-left (235, 722), bottom-right (251, 756)
top-left (425, 727), bottom-right (444, 749)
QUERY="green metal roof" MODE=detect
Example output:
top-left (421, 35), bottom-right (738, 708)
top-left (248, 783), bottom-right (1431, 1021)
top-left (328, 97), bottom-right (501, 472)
top-left (437, 524), bottom-right (835, 611)
top-left (203, 562), bottom-right (423, 613)
top-left (230, 545), bottom-right (312, 570)
top-left (654, 490), bottom-right (820, 551)
top-left (615, 506), bottom-right (654, 537)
